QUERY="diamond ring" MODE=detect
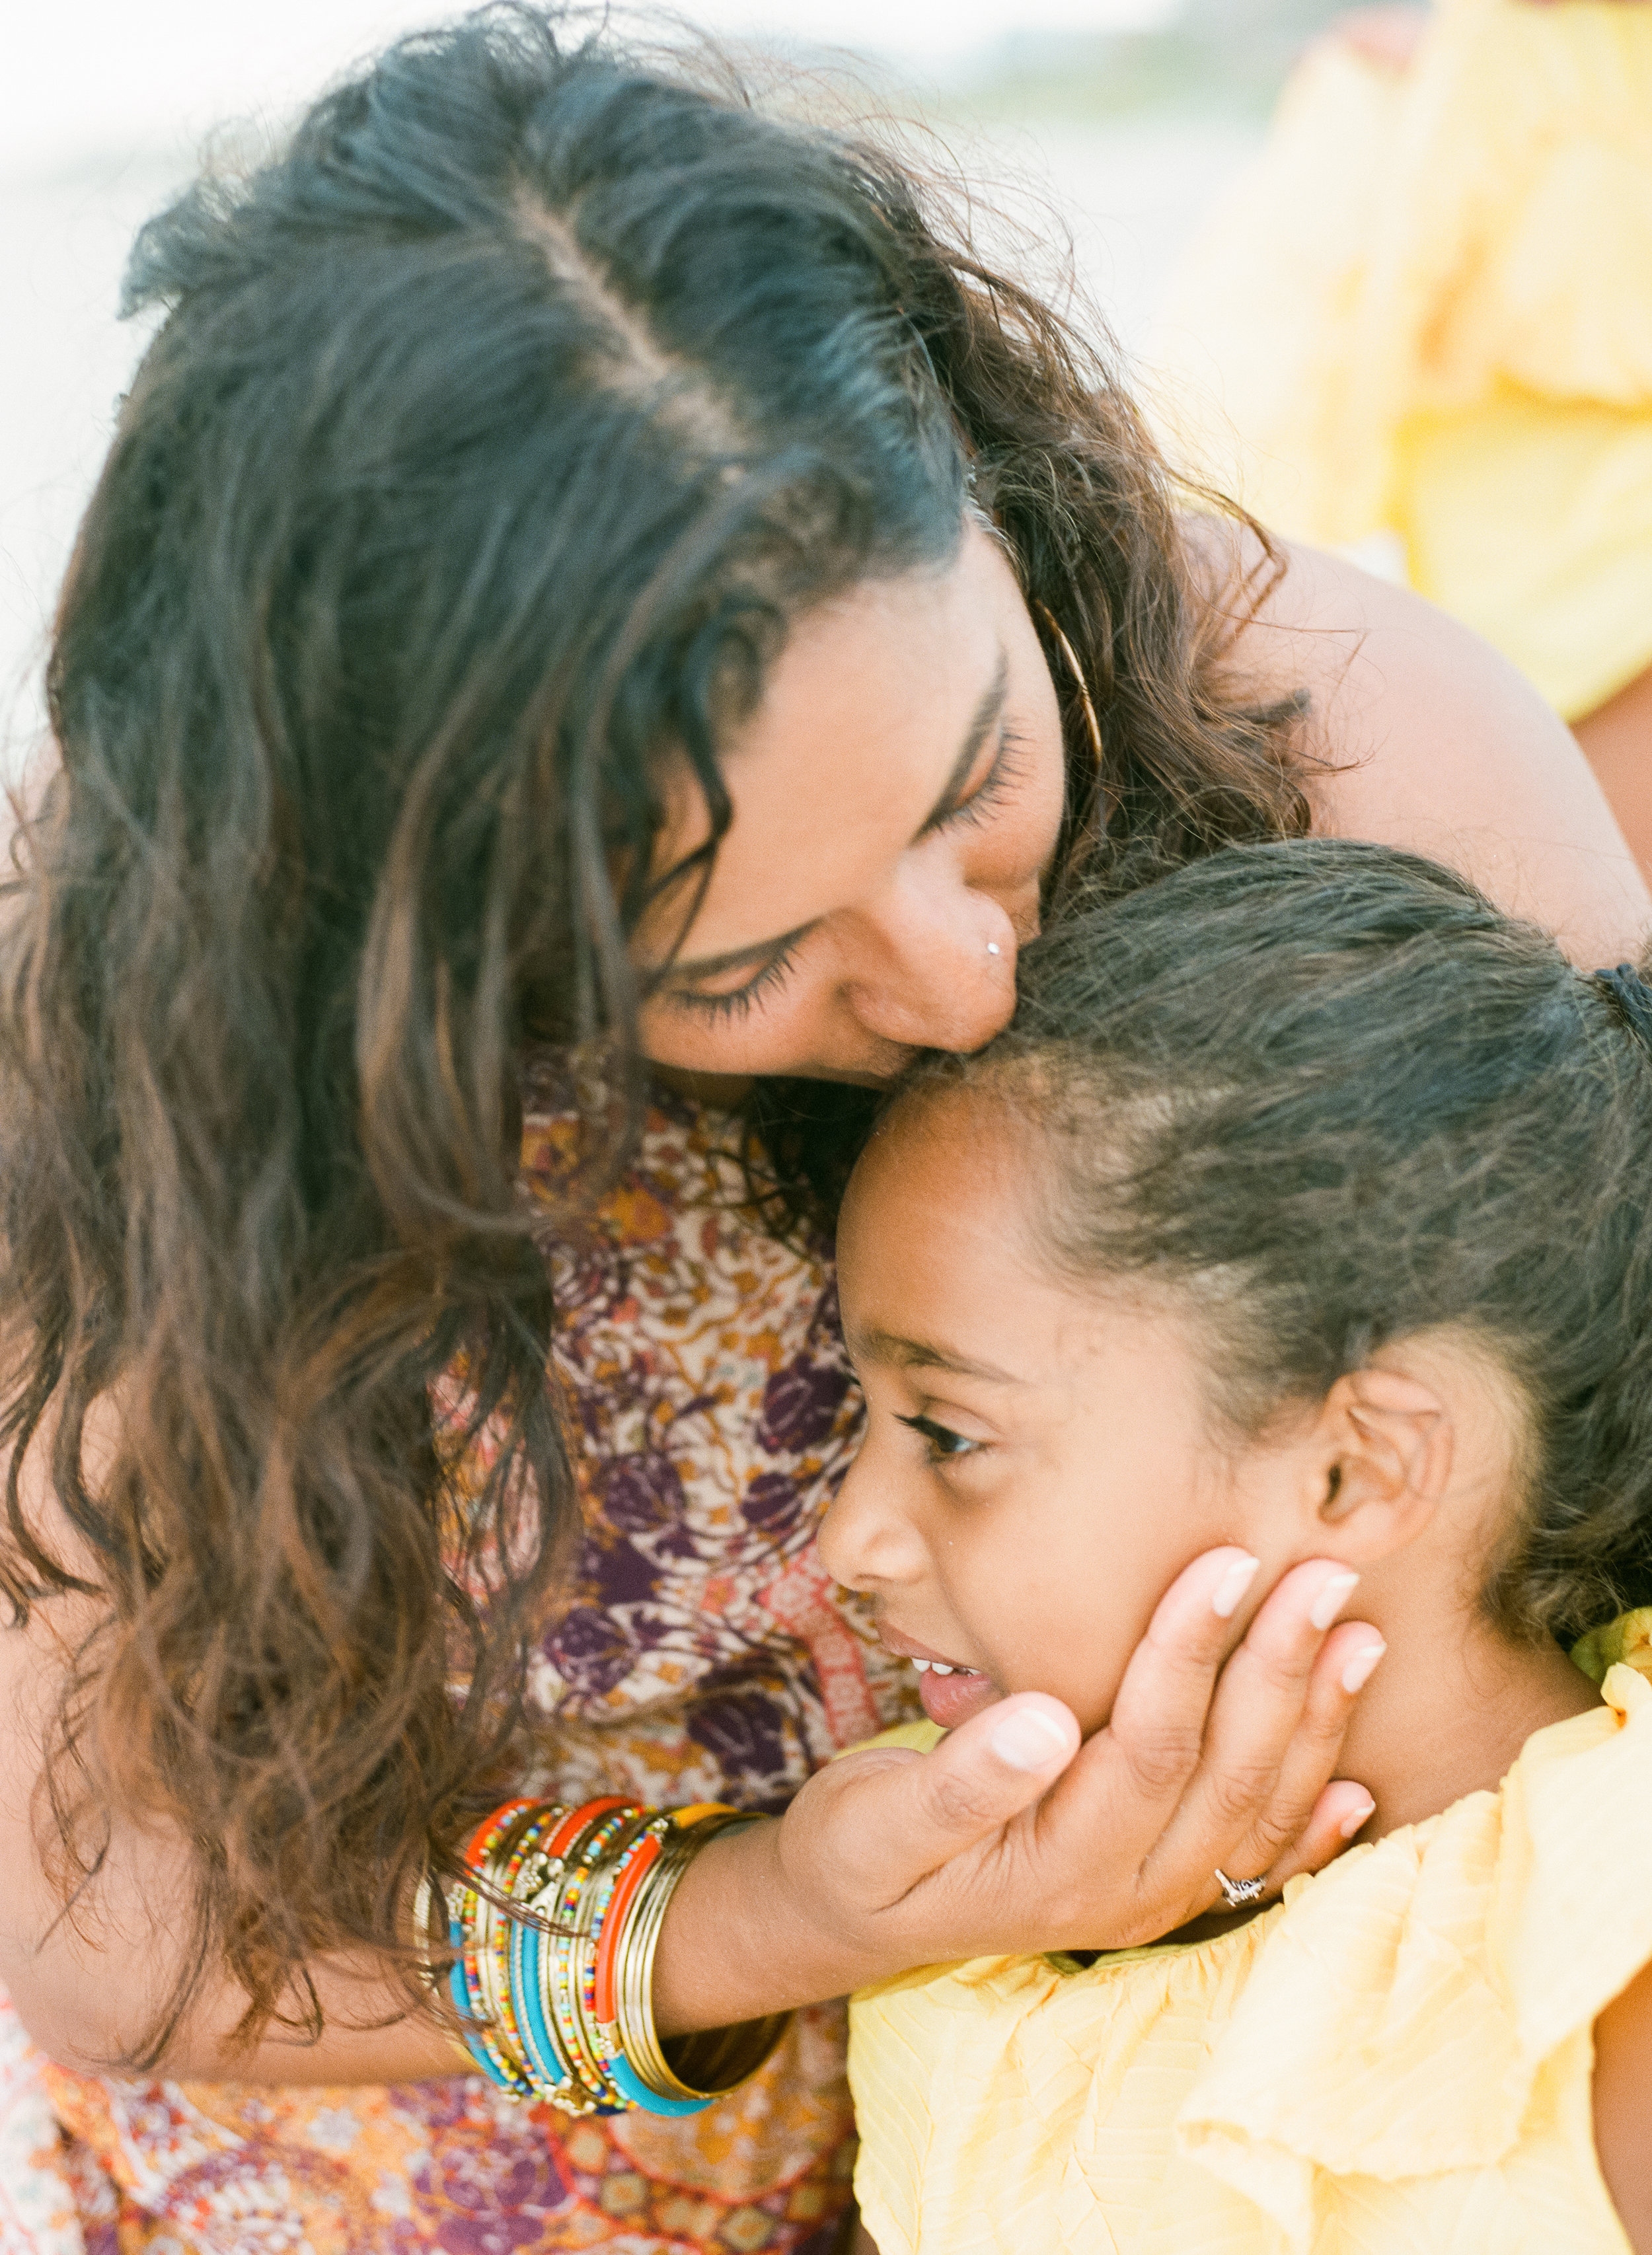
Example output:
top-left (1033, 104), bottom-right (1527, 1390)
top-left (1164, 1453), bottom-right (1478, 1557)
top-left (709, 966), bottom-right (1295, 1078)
top-left (1213, 1867), bottom-right (1267, 1910)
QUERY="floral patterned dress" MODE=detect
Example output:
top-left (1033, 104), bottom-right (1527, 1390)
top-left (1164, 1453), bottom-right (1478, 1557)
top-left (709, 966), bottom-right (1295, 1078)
top-left (0, 1063), bottom-right (917, 2255)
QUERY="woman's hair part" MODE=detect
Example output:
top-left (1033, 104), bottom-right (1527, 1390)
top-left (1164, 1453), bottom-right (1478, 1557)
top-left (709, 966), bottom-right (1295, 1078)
top-left (3, 3), bottom-right (1309, 2058)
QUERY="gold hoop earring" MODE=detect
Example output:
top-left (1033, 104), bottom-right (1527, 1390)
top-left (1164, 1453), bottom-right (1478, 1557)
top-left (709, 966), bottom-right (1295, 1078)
top-left (1033, 601), bottom-right (1103, 776)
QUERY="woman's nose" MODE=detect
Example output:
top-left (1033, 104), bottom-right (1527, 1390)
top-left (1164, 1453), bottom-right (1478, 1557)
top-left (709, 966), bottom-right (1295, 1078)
top-left (839, 869), bottom-right (1019, 1054)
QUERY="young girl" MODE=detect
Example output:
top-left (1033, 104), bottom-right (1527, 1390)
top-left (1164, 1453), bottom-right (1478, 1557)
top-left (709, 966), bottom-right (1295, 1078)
top-left (821, 838), bottom-right (1652, 2252)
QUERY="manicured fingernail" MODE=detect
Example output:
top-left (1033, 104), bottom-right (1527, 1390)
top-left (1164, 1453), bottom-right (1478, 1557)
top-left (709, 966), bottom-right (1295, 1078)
top-left (1211, 1553), bottom-right (1260, 1619)
top-left (1309, 1570), bottom-right (1361, 1631)
top-left (1340, 1639), bottom-right (1386, 1693)
top-left (1339, 1796), bottom-right (1376, 1838)
top-left (991, 1708), bottom-right (1072, 1772)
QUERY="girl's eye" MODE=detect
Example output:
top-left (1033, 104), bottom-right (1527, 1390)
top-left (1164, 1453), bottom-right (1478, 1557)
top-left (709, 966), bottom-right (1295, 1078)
top-left (897, 1412), bottom-right (983, 1465)
top-left (666, 940), bottom-right (801, 1023)
top-left (931, 724), bottom-right (1029, 836)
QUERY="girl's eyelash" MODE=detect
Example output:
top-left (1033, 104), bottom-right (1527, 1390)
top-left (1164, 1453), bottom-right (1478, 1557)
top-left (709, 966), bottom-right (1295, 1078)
top-left (934, 724), bottom-right (1028, 834)
top-left (897, 1411), bottom-right (982, 1463)
top-left (667, 940), bottom-right (801, 1023)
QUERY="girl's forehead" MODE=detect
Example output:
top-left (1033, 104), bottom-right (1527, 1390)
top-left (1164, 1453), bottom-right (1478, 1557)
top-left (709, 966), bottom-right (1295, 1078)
top-left (840, 1086), bottom-right (1053, 1290)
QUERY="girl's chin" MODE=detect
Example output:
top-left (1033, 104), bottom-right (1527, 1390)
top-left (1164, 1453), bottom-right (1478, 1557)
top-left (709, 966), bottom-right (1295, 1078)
top-left (919, 1667), bottom-right (1002, 1728)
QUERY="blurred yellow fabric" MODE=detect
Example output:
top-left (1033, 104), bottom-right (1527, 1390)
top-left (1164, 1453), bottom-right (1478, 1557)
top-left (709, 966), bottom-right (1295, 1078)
top-left (1150, 0), bottom-right (1652, 719)
top-left (848, 1659), bottom-right (1652, 2251)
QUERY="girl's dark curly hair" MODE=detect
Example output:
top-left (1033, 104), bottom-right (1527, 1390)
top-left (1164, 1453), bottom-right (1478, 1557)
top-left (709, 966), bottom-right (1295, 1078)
top-left (0, 4), bottom-right (1308, 2061)
top-left (926, 842), bottom-right (1652, 1648)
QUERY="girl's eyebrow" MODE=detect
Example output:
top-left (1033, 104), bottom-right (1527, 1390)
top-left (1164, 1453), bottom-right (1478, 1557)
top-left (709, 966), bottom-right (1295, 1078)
top-left (851, 1324), bottom-right (1026, 1387)
top-left (663, 645), bottom-right (1010, 984)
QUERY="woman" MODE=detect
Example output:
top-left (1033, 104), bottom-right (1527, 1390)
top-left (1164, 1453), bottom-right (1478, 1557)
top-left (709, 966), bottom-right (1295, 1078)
top-left (0, 10), bottom-right (1642, 2252)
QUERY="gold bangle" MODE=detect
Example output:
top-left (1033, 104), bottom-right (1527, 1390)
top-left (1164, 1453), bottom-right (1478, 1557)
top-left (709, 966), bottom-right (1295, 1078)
top-left (615, 1812), bottom-right (790, 2104)
top-left (446, 1797), bottom-right (789, 2114)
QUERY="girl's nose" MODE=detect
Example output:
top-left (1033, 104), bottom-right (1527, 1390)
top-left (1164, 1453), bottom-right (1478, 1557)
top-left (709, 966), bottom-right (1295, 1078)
top-left (817, 1447), bottom-right (927, 1595)
top-left (840, 870), bottom-right (1019, 1055)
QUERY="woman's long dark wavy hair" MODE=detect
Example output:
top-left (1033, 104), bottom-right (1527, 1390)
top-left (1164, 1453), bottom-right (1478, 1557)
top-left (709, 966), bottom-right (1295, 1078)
top-left (1, 4), bottom-right (1309, 2060)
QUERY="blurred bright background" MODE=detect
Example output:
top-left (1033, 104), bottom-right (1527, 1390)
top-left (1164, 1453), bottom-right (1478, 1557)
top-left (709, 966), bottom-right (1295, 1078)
top-left (1, 0), bottom-right (1353, 766)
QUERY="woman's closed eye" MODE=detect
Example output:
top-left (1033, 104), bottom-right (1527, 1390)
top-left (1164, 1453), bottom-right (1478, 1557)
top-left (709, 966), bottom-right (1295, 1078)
top-left (663, 725), bottom-right (1030, 1024)
top-left (924, 723), bottom-right (1029, 838)
top-left (897, 1411), bottom-right (985, 1464)
top-left (665, 940), bottom-right (803, 1022)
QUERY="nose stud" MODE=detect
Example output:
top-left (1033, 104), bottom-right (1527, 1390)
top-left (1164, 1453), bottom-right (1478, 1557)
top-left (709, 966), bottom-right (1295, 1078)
top-left (986, 942), bottom-right (1001, 957)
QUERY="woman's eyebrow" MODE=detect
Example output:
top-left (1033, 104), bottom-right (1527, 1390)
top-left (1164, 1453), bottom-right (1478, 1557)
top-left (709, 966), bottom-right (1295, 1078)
top-left (664, 646), bottom-right (1009, 983)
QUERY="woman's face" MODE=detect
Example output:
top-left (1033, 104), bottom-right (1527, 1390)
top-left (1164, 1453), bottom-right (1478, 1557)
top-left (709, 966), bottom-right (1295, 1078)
top-left (632, 517), bottom-right (1067, 1084)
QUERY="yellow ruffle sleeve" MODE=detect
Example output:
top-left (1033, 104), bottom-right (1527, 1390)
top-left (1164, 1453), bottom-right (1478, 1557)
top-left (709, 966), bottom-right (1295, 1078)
top-left (1150, 0), bottom-right (1652, 718)
top-left (850, 1664), bottom-right (1652, 2252)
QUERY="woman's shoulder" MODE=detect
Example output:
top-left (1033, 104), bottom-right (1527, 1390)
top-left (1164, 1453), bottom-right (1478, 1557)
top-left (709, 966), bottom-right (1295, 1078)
top-left (1183, 515), bottom-right (1650, 964)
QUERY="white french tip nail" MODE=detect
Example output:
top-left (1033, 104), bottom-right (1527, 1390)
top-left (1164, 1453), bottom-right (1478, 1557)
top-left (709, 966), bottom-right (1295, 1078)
top-left (1339, 1797), bottom-right (1376, 1838)
top-left (1340, 1640), bottom-right (1386, 1694)
top-left (991, 1708), bottom-right (1072, 1772)
top-left (1211, 1554), bottom-right (1260, 1619)
top-left (1310, 1571), bottom-right (1362, 1632)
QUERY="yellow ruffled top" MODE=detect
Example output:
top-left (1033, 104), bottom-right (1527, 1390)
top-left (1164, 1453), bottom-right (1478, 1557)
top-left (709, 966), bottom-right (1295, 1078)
top-left (1150, 0), bottom-right (1652, 717)
top-left (849, 1640), bottom-right (1652, 2253)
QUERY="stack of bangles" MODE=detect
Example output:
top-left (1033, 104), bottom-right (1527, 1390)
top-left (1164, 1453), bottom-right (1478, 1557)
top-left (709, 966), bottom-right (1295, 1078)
top-left (413, 1796), bottom-right (790, 2116)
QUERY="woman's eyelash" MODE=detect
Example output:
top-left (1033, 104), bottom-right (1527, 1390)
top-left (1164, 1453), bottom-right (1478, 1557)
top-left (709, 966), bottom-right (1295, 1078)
top-left (935, 725), bottom-right (1028, 833)
top-left (667, 941), bottom-right (801, 1022)
top-left (897, 1412), bottom-right (982, 1463)
top-left (665, 726), bottom-right (1026, 1025)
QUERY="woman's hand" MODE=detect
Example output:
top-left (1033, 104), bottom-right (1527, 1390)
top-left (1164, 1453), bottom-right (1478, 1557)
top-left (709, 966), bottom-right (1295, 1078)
top-left (655, 1551), bottom-right (1378, 2031)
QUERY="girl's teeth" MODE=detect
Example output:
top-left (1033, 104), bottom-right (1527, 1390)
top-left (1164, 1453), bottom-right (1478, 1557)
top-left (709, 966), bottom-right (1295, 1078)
top-left (929, 1663), bottom-right (954, 1676)
top-left (912, 1658), bottom-right (931, 1673)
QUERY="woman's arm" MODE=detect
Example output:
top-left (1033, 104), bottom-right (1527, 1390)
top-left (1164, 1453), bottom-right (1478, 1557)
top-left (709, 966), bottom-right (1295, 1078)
top-left (2, 1539), bottom-right (1374, 2082)
top-left (0, 1572), bottom-right (465, 2084)
top-left (1221, 536), bottom-right (1652, 965)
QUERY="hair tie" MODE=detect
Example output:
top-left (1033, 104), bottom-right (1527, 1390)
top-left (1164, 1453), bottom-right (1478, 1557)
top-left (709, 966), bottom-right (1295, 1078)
top-left (1593, 963), bottom-right (1652, 1053)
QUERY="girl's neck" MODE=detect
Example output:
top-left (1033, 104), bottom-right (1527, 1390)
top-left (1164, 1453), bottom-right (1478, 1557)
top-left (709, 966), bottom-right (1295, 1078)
top-left (1337, 1590), bottom-right (1600, 1841)
top-left (1169, 1592), bottom-right (1600, 1954)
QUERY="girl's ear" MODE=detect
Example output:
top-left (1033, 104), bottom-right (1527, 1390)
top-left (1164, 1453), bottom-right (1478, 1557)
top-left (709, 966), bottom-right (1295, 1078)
top-left (1304, 1368), bottom-right (1452, 1561)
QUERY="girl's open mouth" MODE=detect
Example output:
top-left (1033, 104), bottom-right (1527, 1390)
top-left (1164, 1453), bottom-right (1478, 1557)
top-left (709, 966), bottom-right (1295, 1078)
top-left (908, 1654), bottom-right (1002, 1728)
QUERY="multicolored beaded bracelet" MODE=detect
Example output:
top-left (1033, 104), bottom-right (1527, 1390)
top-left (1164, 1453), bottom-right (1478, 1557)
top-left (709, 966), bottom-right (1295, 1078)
top-left (429, 1792), bottom-right (788, 2116)
top-left (450, 1798), bottom-right (539, 2098)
